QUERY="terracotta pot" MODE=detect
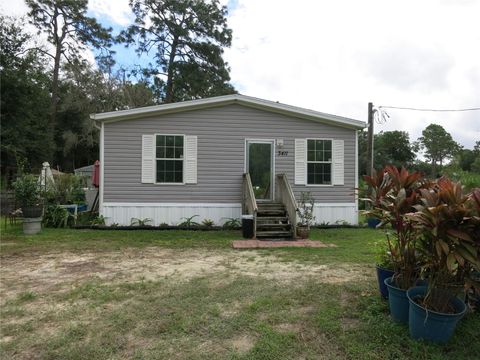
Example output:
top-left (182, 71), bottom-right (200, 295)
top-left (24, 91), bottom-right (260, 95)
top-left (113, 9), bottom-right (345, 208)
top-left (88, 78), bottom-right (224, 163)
top-left (297, 225), bottom-right (309, 239)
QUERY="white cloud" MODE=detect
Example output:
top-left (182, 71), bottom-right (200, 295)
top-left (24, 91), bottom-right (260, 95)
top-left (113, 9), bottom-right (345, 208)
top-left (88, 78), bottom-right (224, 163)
top-left (224, 0), bottom-right (480, 149)
top-left (3, 0), bottom-right (479, 149)
top-left (89, 0), bottom-right (132, 26)
top-left (0, 1), bottom-right (28, 16)
top-left (1, 0), bottom-right (97, 67)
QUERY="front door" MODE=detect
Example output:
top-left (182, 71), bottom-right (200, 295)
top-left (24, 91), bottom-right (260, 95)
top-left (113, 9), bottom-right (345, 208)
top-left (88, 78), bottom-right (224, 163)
top-left (246, 140), bottom-right (274, 201)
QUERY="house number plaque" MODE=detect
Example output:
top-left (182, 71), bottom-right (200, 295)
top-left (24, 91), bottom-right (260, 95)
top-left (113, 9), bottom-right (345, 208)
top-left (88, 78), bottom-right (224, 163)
top-left (277, 150), bottom-right (288, 156)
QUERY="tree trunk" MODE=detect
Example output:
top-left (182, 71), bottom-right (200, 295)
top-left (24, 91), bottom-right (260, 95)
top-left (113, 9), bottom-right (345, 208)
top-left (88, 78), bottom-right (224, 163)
top-left (165, 37), bottom-right (178, 103)
top-left (50, 5), bottom-right (63, 130)
top-left (51, 43), bottom-right (62, 126)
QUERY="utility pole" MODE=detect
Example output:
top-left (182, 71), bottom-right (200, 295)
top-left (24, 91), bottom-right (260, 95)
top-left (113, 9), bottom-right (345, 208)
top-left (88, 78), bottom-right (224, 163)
top-left (366, 102), bottom-right (374, 177)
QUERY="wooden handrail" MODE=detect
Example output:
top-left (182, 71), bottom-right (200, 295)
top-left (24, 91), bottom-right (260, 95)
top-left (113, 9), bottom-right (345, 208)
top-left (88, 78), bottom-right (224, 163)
top-left (276, 174), bottom-right (298, 238)
top-left (243, 173), bottom-right (257, 238)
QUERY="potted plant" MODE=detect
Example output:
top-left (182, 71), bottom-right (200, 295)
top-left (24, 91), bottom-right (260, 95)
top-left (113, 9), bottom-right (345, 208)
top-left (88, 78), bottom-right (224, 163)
top-left (363, 166), bottom-right (426, 323)
top-left (13, 174), bottom-right (43, 234)
top-left (466, 189), bottom-right (480, 311)
top-left (406, 179), bottom-right (479, 343)
top-left (296, 192), bottom-right (315, 239)
top-left (374, 241), bottom-right (395, 299)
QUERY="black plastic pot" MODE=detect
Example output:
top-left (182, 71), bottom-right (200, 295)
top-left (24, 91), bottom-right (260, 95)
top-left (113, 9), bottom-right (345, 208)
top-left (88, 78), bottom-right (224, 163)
top-left (22, 206), bottom-right (43, 218)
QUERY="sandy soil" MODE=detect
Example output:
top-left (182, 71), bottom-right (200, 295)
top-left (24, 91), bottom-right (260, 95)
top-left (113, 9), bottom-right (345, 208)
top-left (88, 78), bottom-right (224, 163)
top-left (0, 248), bottom-right (371, 303)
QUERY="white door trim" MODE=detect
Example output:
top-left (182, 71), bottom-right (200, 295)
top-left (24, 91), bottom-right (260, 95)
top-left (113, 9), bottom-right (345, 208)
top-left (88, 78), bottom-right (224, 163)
top-left (244, 138), bottom-right (276, 201)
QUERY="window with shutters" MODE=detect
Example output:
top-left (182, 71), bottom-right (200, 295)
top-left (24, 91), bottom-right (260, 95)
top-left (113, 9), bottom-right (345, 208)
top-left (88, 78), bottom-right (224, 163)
top-left (155, 135), bottom-right (184, 183)
top-left (307, 139), bottom-right (332, 185)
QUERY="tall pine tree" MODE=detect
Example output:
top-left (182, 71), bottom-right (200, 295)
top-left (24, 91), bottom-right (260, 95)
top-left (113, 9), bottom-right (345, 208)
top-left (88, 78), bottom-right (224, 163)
top-left (26, 0), bottom-right (113, 126)
top-left (121, 0), bottom-right (235, 103)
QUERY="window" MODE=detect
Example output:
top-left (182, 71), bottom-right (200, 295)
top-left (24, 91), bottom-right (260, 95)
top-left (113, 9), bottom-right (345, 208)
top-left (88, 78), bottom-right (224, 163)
top-left (307, 139), bottom-right (332, 185)
top-left (156, 135), bottom-right (184, 183)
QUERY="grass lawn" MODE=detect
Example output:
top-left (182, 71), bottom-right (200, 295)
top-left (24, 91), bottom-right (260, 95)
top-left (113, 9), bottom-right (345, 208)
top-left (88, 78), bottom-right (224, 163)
top-left (1, 222), bottom-right (479, 359)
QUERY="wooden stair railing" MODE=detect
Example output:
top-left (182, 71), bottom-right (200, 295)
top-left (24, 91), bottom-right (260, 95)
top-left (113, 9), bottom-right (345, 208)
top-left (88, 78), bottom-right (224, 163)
top-left (242, 173), bottom-right (258, 238)
top-left (275, 174), bottom-right (298, 238)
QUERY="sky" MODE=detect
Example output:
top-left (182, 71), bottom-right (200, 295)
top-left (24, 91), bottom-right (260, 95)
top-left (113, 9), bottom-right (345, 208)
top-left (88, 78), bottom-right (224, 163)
top-left (3, 0), bottom-right (480, 151)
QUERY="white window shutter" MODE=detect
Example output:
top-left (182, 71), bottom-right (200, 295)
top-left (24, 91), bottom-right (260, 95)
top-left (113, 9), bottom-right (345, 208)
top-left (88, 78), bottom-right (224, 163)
top-left (294, 139), bottom-right (307, 185)
top-left (185, 135), bottom-right (197, 184)
top-left (333, 139), bottom-right (344, 185)
top-left (141, 135), bottom-right (155, 183)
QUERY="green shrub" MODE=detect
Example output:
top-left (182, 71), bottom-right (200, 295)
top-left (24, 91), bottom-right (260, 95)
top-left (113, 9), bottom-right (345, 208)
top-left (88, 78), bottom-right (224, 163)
top-left (91, 214), bottom-right (106, 225)
top-left (178, 215), bottom-right (200, 227)
top-left (441, 168), bottom-right (480, 192)
top-left (222, 217), bottom-right (241, 229)
top-left (131, 217), bottom-right (152, 226)
top-left (13, 174), bottom-right (41, 207)
top-left (45, 174), bottom-right (86, 205)
top-left (43, 205), bottom-right (74, 228)
top-left (202, 218), bottom-right (215, 227)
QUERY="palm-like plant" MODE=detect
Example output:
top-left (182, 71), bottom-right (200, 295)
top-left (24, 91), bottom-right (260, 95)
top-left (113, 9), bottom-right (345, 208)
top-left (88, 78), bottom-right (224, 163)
top-left (363, 166), bottom-right (426, 289)
top-left (409, 179), bottom-right (480, 312)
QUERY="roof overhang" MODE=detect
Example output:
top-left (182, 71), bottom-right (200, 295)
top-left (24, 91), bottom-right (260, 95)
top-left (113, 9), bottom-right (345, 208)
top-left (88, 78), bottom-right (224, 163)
top-left (90, 94), bottom-right (366, 130)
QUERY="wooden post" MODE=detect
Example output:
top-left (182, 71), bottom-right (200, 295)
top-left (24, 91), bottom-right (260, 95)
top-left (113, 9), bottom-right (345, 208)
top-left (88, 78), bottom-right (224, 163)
top-left (367, 102), bottom-right (374, 177)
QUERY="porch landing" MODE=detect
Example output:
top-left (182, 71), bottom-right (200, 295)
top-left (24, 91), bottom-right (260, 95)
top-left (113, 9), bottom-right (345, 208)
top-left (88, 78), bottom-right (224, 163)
top-left (232, 239), bottom-right (337, 249)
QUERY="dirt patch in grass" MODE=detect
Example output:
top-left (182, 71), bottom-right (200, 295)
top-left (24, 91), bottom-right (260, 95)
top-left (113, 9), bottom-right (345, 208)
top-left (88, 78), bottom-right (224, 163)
top-left (341, 317), bottom-right (360, 331)
top-left (230, 334), bottom-right (256, 353)
top-left (0, 248), bottom-right (372, 303)
top-left (274, 322), bottom-right (303, 334)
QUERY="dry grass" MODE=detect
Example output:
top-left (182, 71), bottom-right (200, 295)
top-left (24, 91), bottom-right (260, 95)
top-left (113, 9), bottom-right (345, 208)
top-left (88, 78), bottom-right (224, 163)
top-left (1, 226), bottom-right (479, 359)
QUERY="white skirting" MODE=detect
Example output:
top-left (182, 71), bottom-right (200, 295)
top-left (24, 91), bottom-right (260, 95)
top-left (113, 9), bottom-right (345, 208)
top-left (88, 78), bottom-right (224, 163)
top-left (102, 202), bottom-right (358, 226)
top-left (313, 203), bottom-right (358, 225)
top-left (101, 202), bottom-right (242, 226)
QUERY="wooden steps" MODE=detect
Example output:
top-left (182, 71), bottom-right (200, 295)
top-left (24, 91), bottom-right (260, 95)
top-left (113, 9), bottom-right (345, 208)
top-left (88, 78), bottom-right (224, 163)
top-left (256, 202), bottom-right (293, 240)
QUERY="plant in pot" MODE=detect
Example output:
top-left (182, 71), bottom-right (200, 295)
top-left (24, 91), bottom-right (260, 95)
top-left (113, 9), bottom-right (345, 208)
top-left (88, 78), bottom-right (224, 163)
top-left (465, 189), bottom-right (480, 311)
top-left (406, 178), bottom-right (479, 343)
top-left (374, 240), bottom-right (395, 299)
top-left (13, 174), bottom-right (43, 234)
top-left (363, 166), bottom-right (427, 323)
top-left (296, 192), bottom-right (315, 239)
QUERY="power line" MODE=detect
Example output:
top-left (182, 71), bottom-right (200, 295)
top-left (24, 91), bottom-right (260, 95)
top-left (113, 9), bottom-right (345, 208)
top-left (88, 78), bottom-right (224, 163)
top-left (378, 105), bottom-right (480, 112)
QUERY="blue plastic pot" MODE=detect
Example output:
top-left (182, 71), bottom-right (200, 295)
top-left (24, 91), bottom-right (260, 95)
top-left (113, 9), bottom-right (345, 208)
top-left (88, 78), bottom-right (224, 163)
top-left (376, 265), bottom-right (394, 299)
top-left (367, 218), bottom-right (381, 229)
top-left (384, 277), bottom-right (409, 323)
top-left (407, 286), bottom-right (467, 344)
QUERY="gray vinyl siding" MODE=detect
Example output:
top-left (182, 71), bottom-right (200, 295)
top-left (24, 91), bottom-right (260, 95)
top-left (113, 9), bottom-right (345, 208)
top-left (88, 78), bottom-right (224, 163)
top-left (103, 104), bottom-right (356, 203)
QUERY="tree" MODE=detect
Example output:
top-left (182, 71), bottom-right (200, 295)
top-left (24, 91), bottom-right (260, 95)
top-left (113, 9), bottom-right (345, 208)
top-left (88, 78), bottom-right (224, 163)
top-left (456, 148), bottom-right (477, 172)
top-left (0, 16), bottom-right (54, 181)
top-left (374, 131), bottom-right (416, 169)
top-left (471, 141), bottom-right (480, 174)
top-left (418, 124), bottom-right (460, 176)
top-left (357, 130), bottom-right (416, 175)
top-left (26, 0), bottom-right (113, 126)
top-left (358, 130), bottom-right (368, 176)
top-left (53, 62), bottom-right (156, 171)
top-left (121, 0), bottom-right (235, 103)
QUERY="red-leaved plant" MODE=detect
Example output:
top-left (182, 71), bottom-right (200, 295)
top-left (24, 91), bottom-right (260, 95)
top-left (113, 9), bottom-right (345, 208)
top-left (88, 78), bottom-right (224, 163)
top-left (408, 179), bottom-right (480, 313)
top-left (363, 166), bottom-right (427, 290)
